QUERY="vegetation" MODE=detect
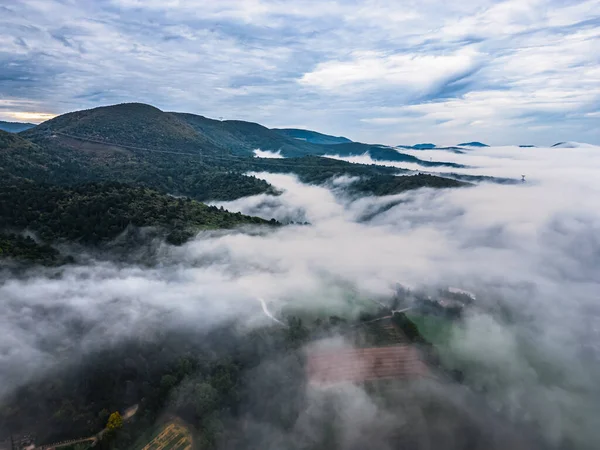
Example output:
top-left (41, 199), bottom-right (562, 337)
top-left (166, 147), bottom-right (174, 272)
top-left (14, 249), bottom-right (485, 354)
top-left (0, 232), bottom-right (62, 265)
top-left (0, 310), bottom-right (429, 449)
top-left (350, 173), bottom-right (466, 196)
top-left (271, 128), bottom-right (352, 145)
top-left (0, 181), bottom-right (275, 247)
top-left (326, 142), bottom-right (465, 168)
top-left (23, 103), bottom-right (218, 154)
top-left (7, 104), bottom-right (467, 201)
top-left (174, 112), bottom-right (326, 157)
top-left (3, 130), bottom-right (275, 201)
top-left (107, 412), bottom-right (124, 431)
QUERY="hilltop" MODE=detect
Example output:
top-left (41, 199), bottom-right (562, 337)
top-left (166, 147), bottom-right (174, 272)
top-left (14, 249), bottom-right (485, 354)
top-left (23, 102), bottom-right (220, 154)
top-left (458, 141), bottom-right (489, 147)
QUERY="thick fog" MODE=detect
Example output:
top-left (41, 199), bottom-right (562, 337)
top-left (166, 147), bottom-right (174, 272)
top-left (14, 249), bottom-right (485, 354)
top-left (2, 145), bottom-right (600, 448)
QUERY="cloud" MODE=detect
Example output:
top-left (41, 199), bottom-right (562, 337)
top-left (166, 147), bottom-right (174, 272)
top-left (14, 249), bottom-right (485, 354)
top-left (298, 47), bottom-right (483, 97)
top-left (253, 149), bottom-right (285, 158)
top-left (0, 0), bottom-right (598, 144)
top-left (2, 145), bottom-right (600, 446)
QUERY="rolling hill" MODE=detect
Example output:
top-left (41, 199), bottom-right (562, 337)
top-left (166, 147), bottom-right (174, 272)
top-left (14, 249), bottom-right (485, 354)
top-left (2, 103), bottom-right (469, 201)
top-left (172, 112), bottom-right (326, 157)
top-left (23, 103), bottom-right (221, 154)
top-left (0, 120), bottom-right (36, 133)
top-left (324, 142), bottom-right (465, 168)
top-left (272, 128), bottom-right (352, 145)
top-left (458, 141), bottom-right (489, 147)
top-left (2, 128), bottom-right (274, 201)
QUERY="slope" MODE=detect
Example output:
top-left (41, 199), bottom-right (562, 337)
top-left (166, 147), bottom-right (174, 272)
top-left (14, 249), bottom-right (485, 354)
top-left (0, 181), bottom-right (275, 250)
top-left (272, 128), bottom-right (352, 145)
top-left (14, 105), bottom-right (275, 200)
top-left (325, 142), bottom-right (465, 168)
top-left (22, 103), bottom-right (220, 154)
top-left (173, 112), bottom-right (326, 157)
top-left (0, 120), bottom-right (36, 133)
top-left (8, 103), bottom-right (470, 200)
top-left (0, 129), bottom-right (73, 183)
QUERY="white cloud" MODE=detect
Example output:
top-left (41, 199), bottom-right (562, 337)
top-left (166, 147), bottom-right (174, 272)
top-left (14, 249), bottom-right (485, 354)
top-left (299, 47), bottom-right (482, 93)
top-left (3, 146), bottom-right (600, 446)
top-left (253, 149), bottom-right (285, 158)
top-left (1, 0), bottom-right (599, 144)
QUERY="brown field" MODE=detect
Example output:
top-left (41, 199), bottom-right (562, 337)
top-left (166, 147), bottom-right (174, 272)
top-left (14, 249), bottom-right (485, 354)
top-left (307, 344), bottom-right (431, 385)
top-left (139, 422), bottom-right (192, 450)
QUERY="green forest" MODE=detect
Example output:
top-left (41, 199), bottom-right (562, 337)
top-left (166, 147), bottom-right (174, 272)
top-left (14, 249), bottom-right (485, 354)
top-left (0, 181), bottom-right (276, 263)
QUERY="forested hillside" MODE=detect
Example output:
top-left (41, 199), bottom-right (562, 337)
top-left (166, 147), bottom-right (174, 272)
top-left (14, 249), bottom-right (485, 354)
top-left (0, 182), bottom-right (275, 244)
top-left (5, 124), bottom-right (466, 200)
top-left (174, 112), bottom-right (326, 157)
top-left (272, 128), bottom-right (352, 145)
top-left (23, 103), bottom-right (217, 154)
top-left (0, 233), bottom-right (63, 265)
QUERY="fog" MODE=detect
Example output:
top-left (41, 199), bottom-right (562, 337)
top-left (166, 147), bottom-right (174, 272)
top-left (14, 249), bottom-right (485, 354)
top-left (2, 145), bottom-right (600, 448)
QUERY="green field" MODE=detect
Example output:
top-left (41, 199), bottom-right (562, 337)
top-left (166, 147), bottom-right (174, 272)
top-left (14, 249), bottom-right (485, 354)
top-left (406, 313), bottom-right (457, 346)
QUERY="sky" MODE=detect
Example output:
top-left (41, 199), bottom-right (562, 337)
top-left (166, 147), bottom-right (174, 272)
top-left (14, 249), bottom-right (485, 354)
top-left (0, 0), bottom-right (599, 145)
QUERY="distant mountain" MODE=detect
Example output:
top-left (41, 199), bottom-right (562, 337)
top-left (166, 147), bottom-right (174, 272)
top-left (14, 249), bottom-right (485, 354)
top-left (272, 128), bottom-right (352, 145)
top-left (551, 141), bottom-right (596, 148)
top-left (458, 141), bottom-right (489, 147)
top-left (397, 143), bottom-right (436, 150)
top-left (519, 145), bottom-right (536, 148)
top-left (0, 120), bottom-right (36, 133)
top-left (412, 143), bottom-right (436, 150)
top-left (325, 142), bottom-right (465, 168)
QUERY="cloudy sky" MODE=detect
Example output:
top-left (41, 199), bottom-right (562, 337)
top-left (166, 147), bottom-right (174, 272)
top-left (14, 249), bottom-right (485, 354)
top-left (1, 0), bottom-right (599, 145)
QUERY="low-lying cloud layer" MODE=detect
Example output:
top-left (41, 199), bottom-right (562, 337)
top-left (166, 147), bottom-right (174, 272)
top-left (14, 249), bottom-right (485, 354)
top-left (2, 145), bottom-right (600, 447)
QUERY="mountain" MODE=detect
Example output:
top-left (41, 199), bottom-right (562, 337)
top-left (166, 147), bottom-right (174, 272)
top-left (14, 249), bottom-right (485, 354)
top-left (324, 142), bottom-right (465, 168)
top-left (272, 128), bottom-right (352, 145)
top-left (519, 145), bottom-right (536, 148)
top-left (5, 103), bottom-right (468, 201)
top-left (351, 173), bottom-right (465, 196)
top-left (458, 141), bottom-right (489, 147)
top-left (23, 102), bottom-right (220, 154)
top-left (0, 120), bottom-right (36, 133)
top-left (551, 141), bottom-right (596, 148)
top-left (173, 113), bottom-right (325, 157)
top-left (412, 143), bottom-right (436, 150)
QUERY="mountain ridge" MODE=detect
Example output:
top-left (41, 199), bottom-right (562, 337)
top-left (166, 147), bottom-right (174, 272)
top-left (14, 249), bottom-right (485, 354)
top-left (0, 120), bottom-right (36, 133)
top-left (272, 128), bottom-right (352, 145)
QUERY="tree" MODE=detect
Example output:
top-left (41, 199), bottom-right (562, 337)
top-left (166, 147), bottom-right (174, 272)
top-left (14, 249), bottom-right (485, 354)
top-left (106, 411), bottom-right (123, 430)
